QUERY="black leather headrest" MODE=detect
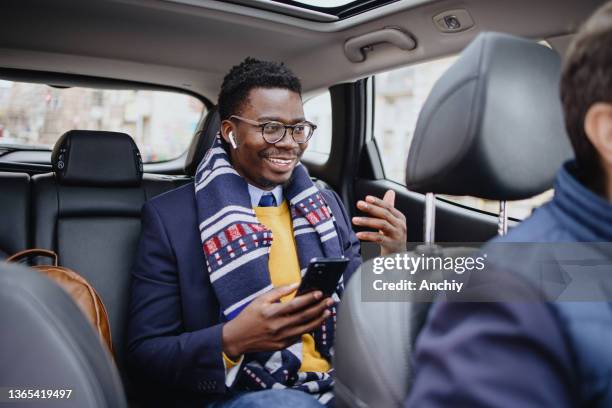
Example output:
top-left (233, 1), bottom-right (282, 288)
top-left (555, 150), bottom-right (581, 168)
top-left (184, 108), bottom-right (220, 176)
top-left (405, 32), bottom-right (573, 200)
top-left (52, 130), bottom-right (143, 187)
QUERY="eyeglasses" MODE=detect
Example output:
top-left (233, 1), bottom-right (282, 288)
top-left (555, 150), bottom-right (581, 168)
top-left (230, 115), bottom-right (317, 144)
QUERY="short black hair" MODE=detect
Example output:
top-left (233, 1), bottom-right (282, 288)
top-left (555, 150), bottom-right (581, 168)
top-left (217, 57), bottom-right (302, 121)
top-left (560, 1), bottom-right (612, 190)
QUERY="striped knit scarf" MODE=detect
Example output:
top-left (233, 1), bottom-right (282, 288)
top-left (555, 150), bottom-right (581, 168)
top-left (195, 136), bottom-right (344, 405)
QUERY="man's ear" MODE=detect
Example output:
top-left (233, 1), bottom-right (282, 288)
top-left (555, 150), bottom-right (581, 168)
top-left (585, 102), bottom-right (612, 167)
top-left (220, 120), bottom-right (234, 144)
top-left (220, 121), bottom-right (240, 149)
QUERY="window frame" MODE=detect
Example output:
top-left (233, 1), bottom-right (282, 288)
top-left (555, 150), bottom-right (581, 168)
top-left (0, 68), bottom-right (212, 109)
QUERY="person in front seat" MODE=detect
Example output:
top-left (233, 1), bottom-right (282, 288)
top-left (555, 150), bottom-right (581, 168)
top-left (407, 2), bottom-right (612, 407)
top-left (127, 58), bottom-right (406, 408)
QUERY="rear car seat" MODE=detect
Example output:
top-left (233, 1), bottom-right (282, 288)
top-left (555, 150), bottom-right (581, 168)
top-left (30, 130), bottom-right (190, 394)
top-left (0, 108), bottom-right (336, 400)
top-left (0, 172), bottom-right (30, 258)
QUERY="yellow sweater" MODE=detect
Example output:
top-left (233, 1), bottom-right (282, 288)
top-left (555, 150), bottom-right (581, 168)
top-left (223, 200), bottom-right (331, 373)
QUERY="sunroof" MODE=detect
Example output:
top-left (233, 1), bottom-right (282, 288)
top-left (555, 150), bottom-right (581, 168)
top-left (220, 0), bottom-right (400, 22)
top-left (269, 0), bottom-right (400, 19)
top-left (286, 0), bottom-right (356, 7)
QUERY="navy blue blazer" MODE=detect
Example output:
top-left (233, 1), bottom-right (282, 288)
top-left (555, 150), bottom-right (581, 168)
top-left (126, 182), bottom-right (361, 405)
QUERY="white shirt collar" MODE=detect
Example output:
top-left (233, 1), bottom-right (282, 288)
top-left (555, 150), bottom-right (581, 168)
top-left (247, 183), bottom-right (283, 208)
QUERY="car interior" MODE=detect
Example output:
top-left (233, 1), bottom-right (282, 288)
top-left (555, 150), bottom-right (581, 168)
top-left (0, 0), bottom-right (606, 406)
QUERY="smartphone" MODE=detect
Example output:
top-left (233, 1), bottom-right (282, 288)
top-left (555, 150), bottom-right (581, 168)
top-left (296, 257), bottom-right (349, 297)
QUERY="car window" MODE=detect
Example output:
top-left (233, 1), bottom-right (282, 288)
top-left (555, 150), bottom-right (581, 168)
top-left (374, 55), bottom-right (459, 183)
top-left (0, 80), bottom-right (205, 163)
top-left (373, 56), bottom-right (554, 220)
top-left (303, 90), bottom-right (332, 157)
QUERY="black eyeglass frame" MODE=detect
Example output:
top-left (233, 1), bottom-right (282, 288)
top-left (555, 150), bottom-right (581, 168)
top-left (229, 114), bottom-right (317, 144)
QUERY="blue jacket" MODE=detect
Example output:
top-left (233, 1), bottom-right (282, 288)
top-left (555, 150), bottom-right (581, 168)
top-left (501, 161), bottom-right (612, 406)
top-left (408, 161), bottom-right (612, 407)
top-left (126, 182), bottom-right (361, 406)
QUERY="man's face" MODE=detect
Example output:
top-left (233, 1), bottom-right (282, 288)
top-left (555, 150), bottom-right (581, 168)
top-left (224, 87), bottom-right (308, 190)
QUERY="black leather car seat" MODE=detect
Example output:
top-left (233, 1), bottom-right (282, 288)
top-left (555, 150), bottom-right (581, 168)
top-left (0, 262), bottom-right (127, 407)
top-left (0, 172), bottom-right (30, 258)
top-left (184, 108), bottom-right (220, 176)
top-left (30, 130), bottom-right (190, 394)
top-left (334, 32), bottom-right (573, 408)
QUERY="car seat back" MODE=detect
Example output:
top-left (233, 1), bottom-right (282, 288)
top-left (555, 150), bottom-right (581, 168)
top-left (0, 172), bottom-right (30, 258)
top-left (31, 130), bottom-right (189, 397)
top-left (0, 262), bottom-right (127, 408)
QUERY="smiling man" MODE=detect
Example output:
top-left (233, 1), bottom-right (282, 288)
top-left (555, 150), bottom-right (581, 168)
top-left (127, 58), bottom-right (406, 408)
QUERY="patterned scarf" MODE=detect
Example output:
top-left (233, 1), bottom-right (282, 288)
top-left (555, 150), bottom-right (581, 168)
top-left (195, 136), bottom-right (344, 405)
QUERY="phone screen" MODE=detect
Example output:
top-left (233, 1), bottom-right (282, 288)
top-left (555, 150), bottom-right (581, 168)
top-left (296, 257), bottom-right (349, 297)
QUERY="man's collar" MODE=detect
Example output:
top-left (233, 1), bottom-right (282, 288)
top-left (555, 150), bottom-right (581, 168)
top-left (550, 160), bottom-right (612, 241)
top-left (247, 183), bottom-right (283, 208)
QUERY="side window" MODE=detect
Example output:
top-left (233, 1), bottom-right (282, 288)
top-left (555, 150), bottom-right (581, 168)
top-left (374, 56), bottom-right (458, 184)
top-left (0, 79), bottom-right (204, 163)
top-left (373, 56), bottom-right (553, 220)
top-left (303, 91), bottom-right (332, 156)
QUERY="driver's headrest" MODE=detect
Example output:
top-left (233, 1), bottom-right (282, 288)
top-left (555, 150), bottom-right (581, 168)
top-left (52, 130), bottom-right (143, 187)
top-left (405, 32), bottom-right (573, 200)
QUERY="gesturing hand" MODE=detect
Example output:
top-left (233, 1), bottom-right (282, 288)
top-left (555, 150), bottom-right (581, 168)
top-left (352, 189), bottom-right (407, 256)
top-left (222, 284), bottom-right (333, 359)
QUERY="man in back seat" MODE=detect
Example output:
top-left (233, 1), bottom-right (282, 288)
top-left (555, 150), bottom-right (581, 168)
top-left (407, 3), bottom-right (612, 407)
top-left (127, 58), bottom-right (406, 407)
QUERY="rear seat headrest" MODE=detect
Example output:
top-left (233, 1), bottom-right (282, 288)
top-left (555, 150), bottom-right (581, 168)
top-left (405, 32), bottom-right (573, 200)
top-left (184, 108), bottom-right (220, 176)
top-left (52, 130), bottom-right (143, 187)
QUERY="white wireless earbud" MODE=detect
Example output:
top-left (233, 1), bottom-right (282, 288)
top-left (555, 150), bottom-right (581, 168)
top-left (229, 131), bottom-right (238, 149)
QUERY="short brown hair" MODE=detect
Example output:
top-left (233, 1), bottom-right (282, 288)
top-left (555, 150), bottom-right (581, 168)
top-left (560, 1), bottom-right (612, 189)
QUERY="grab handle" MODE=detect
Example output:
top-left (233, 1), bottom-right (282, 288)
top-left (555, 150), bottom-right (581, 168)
top-left (344, 28), bottom-right (416, 63)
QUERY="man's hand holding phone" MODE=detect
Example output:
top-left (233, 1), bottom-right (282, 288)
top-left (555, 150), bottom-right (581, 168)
top-left (222, 284), bottom-right (333, 359)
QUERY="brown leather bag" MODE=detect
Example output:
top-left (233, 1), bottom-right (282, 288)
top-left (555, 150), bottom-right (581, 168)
top-left (7, 249), bottom-right (114, 357)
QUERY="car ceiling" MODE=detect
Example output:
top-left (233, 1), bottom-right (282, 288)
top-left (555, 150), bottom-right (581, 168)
top-left (0, 0), bottom-right (606, 102)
